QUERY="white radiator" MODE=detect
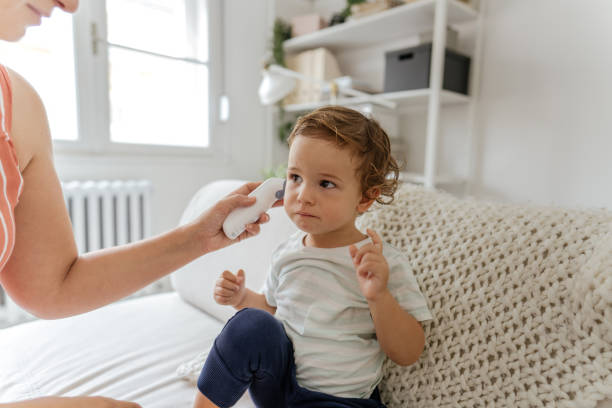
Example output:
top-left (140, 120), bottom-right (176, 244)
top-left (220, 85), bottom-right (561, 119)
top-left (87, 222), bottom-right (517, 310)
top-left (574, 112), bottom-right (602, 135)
top-left (62, 180), bottom-right (152, 253)
top-left (0, 180), bottom-right (166, 327)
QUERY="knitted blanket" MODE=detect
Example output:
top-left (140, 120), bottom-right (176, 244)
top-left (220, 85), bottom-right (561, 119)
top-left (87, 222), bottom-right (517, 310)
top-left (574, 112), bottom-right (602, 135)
top-left (177, 185), bottom-right (612, 407)
top-left (357, 185), bottom-right (612, 408)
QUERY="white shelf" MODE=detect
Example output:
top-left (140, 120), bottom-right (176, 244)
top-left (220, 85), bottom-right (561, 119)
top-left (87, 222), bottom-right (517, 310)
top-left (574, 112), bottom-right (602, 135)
top-left (282, 89), bottom-right (469, 112)
top-left (284, 0), bottom-right (478, 53)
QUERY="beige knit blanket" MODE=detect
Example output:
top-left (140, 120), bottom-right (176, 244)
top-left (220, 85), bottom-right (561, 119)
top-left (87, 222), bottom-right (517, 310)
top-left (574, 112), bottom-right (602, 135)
top-left (177, 185), bottom-right (612, 407)
top-left (357, 185), bottom-right (612, 408)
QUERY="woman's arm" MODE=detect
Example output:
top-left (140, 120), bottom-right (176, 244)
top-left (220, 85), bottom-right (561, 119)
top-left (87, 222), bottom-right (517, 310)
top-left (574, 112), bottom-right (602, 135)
top-left (0, 396), bottom-right (141, 408)
top-left (0, 69), bottom-right (266, 319)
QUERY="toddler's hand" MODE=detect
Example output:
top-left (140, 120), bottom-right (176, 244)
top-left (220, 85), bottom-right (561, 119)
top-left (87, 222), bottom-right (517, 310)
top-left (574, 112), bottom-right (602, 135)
top-left (349, 229), bottom-right (389, 302)
top-left (214, 269), bottom-right (246, 307)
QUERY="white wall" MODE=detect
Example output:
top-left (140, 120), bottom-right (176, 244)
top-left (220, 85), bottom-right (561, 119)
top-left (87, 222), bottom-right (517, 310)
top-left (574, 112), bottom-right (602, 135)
top-left (54, 0), bottom-right (272, 236)
top-left (470, 0), bottom-right (612, 209)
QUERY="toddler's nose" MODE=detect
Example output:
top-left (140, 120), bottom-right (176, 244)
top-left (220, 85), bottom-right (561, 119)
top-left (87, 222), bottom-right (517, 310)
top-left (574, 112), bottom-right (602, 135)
top-left (297, 184), bottom-right (314, 205)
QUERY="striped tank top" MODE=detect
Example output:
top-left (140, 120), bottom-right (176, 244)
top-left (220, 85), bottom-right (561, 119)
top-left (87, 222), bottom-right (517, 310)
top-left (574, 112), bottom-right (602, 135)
top-left (0, 65), bottom-right (24, 271)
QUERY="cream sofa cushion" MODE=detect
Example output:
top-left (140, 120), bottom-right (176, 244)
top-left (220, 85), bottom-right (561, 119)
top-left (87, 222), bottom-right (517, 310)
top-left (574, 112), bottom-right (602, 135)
top-left (357, 184), bottom-right (612, 407)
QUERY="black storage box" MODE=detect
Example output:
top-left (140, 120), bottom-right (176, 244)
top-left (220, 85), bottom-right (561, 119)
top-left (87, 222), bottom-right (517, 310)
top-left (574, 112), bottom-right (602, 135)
top-left (384, 43), bottom-right (471, 95)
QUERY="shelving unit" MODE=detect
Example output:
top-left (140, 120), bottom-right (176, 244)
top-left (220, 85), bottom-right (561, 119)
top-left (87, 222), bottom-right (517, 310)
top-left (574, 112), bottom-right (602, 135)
top-left (283, 0), bottom-right (477, 53)
top-left (276, 0), bottom-right (483, 191)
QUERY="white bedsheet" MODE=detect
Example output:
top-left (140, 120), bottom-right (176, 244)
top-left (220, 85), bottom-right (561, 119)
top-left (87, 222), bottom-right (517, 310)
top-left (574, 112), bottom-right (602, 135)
top-left (0, 292), bottom-right (253, 407)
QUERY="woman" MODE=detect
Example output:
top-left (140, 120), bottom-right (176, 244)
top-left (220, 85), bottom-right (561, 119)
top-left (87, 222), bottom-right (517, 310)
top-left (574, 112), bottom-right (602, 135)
top-left (0, 1), bottom-right (271, 407)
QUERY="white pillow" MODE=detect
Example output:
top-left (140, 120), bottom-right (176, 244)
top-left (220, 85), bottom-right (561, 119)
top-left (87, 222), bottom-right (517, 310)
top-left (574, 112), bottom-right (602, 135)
top-left (171, 180), bottom-right (297, 322)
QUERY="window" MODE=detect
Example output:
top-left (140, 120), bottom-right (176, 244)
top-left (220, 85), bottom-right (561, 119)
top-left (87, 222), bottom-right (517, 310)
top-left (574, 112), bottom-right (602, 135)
top-left (105, 0), bottom-right (210, 147)
top-left (0, 12), bottom-right (78, 141)
top-left (0, 0), bottom-right (216, 151)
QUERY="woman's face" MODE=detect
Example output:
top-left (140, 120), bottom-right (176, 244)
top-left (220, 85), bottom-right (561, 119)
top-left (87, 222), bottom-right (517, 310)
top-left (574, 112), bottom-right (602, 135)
top-left (0, 0), bottom-right (78, 41)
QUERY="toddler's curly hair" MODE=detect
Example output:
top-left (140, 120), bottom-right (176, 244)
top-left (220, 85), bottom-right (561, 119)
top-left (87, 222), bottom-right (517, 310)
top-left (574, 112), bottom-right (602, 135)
top-left (287, 106), bottom-right (400, 204)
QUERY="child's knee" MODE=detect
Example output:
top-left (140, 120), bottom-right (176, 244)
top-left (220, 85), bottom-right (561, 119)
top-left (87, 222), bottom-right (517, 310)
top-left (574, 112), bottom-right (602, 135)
top-left (216, 308), bottom-right (284, 352)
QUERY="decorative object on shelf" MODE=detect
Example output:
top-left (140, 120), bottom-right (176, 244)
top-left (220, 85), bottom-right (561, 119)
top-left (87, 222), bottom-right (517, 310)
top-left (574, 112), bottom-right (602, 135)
top-left (328, 12), bottom-right (346, 27)
top-left (384, 43), bottom-right (471, 95)
top-left (291, 14), bottom-right (327, 37)
top-left (258, 63), bottom-right (397, 109)
top-left (401, 0), bottom-right (468, 4)
top-left (284, 48), bottom-right (342, 105)
top-left (328, 0), bottom-right (365, 27)
top-left (327, 75), bottom-right (380, 96)
top-left (350, 0), bottom-right (404, 20)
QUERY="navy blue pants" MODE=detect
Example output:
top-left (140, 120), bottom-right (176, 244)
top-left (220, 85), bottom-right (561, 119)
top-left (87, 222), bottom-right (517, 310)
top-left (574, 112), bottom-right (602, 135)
top-left (197, 308), bottom-right (386, 408)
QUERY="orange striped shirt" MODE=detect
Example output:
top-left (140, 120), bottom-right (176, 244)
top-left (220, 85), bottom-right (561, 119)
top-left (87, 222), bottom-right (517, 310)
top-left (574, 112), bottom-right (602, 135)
top-left (0, 65), bottom-right (24, 271)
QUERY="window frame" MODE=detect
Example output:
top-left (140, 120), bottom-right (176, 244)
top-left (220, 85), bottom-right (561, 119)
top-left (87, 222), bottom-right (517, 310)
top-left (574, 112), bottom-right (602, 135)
top-left (53, 0), bottom-right (226, 158)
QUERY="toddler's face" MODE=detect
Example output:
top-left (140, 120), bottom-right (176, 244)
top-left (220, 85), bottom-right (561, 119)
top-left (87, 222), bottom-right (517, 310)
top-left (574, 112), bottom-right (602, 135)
top-left (284, 135), bottom-right (370, 243)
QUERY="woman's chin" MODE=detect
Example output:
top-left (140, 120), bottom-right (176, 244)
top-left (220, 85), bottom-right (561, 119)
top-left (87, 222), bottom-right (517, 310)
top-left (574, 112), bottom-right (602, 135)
top-left (1, 26), bottom-right (28, 42)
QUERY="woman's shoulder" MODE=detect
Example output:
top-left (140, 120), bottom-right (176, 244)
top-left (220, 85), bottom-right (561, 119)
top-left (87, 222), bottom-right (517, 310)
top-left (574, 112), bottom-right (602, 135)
top-left (4, 66), bottom-right (52, 171)
top-left (4, 67), bottom-right (45, 114)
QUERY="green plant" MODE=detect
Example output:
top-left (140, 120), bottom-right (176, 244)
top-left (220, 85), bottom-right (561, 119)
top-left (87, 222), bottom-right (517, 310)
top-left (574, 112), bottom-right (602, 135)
top-left (272, 18), bottom-right (292, 67)
top-left (262, 163), bottom-right (288, 179)
top-left (277, 106), bottom-right (296, 144)
top-left (267, 18), bottom-right (294, 144)
top-left (340, 0), bottom-right (367, 19)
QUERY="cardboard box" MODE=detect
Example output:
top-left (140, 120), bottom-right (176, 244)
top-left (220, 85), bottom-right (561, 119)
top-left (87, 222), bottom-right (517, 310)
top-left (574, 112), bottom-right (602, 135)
top-left (291, 14), bottom-right (327, 37)
top-left (284, 48), bottom-right (342, 104)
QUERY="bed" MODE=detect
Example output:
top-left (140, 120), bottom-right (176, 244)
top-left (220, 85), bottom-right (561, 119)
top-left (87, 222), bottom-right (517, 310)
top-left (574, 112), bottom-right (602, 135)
top-left (0, 180), bottom-right (290, 407)
top-left (0, 292), bottom-right (238, 407)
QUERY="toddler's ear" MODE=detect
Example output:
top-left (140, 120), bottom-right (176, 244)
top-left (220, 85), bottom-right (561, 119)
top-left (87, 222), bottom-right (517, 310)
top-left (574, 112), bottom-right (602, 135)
top-left (357, 188), bottom-right (380, 213)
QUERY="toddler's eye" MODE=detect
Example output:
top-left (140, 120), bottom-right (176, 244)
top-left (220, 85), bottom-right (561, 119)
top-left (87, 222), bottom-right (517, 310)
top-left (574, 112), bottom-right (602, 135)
top-left (290, 174), bottom-right (302, 183)
top-left (320, 180), bottom-right (336, 189)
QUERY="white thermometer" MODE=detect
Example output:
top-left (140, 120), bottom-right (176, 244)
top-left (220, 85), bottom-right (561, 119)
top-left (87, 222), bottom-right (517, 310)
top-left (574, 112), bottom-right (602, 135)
top-left (222, 177), bottom-right (286, 240)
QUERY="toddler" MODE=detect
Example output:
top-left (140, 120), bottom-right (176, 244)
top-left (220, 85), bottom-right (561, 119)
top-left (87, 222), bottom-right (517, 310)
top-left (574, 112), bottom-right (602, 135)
top-left (193, 106), bottom-right (432, 408)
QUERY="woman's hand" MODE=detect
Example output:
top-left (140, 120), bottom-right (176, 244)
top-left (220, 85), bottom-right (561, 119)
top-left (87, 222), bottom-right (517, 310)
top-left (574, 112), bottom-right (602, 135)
top-left (2, 396), bottom-right (142, 408)
top-left (214, 269), bottom-right (247, 307)
top-left (349, 229), bottom-right (390, 302)
top-left (192, 182), bottom-right (282, 255)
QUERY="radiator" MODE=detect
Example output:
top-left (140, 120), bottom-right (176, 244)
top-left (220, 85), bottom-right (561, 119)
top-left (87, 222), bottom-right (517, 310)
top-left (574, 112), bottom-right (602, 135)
top-left (0, 180), bottom-right (166, 327)
top-left (62, 180), bottom-right (152, 253)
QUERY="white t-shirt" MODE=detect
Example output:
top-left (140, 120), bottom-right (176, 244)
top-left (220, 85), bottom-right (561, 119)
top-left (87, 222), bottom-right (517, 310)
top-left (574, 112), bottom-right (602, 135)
top-left (261, 230), bottom-right (432, 399)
